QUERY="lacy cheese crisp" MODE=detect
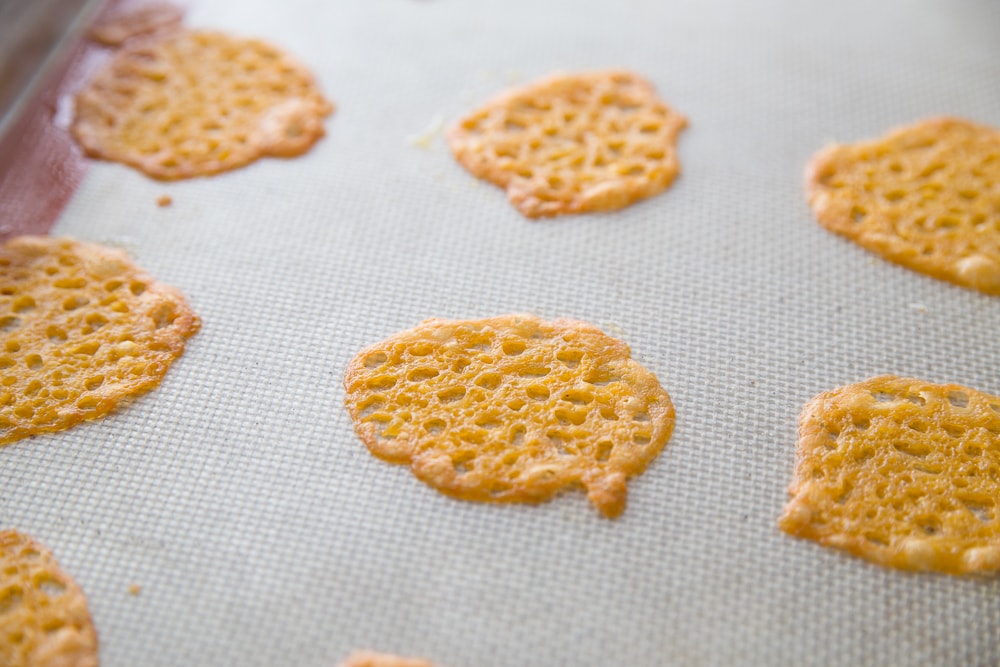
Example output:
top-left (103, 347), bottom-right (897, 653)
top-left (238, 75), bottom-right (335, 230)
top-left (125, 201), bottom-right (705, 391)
top-left (339, 651), bottom-right (439, 667)
top-left (0, 530), bottom-right (98, 667)
top-left (0, 236), bottom-right (199, 445)
top-left (344, 315), bottom-right (674, 518)
top-left (780, 376), bottom-right (1000, 575)
top-left (73, 29), bottom-right (333, 179)
top-left (806, 117), bottom-right (1000, 295)
top-left (448, 70), bottom-right (687, 218)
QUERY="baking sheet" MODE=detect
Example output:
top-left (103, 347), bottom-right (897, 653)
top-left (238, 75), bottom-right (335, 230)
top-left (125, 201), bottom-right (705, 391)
top-left (3, 0), bottom-right (1000, 665)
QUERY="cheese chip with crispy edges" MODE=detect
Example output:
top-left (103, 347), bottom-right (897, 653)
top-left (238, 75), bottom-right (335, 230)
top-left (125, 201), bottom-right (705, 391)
top-left (339, 651), bottom-right (439, 667)
top-left (344, 315), bottom-right (674, 518)
top-left (0, 530), bottom-right (98, 667)
top-left (806, 117), bottom-right (1000, 295)
top-left (780, 376), bottom-right (1000, 575)
top-left (0, 236), bottom-right (199, 445)
top-left (73, 29), bottom-right (333, 180)
top-left (448, 70), bottom-right (687, 218)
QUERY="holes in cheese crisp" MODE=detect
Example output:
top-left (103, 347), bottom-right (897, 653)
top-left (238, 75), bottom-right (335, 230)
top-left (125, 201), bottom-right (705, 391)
top-left (526, 384), bottom-right (550, 401)
top-left (151, 302), bottom-right (177, 329)
top-left (600, 406), bottom-right (618, 421)
top-left (633, 410), bottom-right (650, 422)
top-left (475, 373), bottom-right (502, 390)
top-left (36, 575), bottom-right (66, 597)
top-left (893, 440), bottom-right (931, 457)
top-left (633, 433), bottom-right (651, 446)
top-left (12, 295), bottom-right (35, 312)
top-left (72, 341), bottom-right (100, 356)
top-left (502, 340), bottom-right (526, 356)
top-left (438, 386), bottom-right (466, 403)
top-left (851, 206), bottom-right (867, 222)
top-left (0, 586), bottom-right (23, 614)
top-left (873, 391), bottom-right (895, 403)
top-left (407, 368), bottom-right (438, 383)
top-left (85, 313), bottom-right (108, 330)
top-left (0, 357), bottom-right (13, 370)
top-left (518, 366), bottom-right (550, 378)
top-left (0, 316), bottom-right (19, 333)
top-left (84, 376), bottom-right (104, 391)
top-left (408, 342), bottom-right (433, 356)
top-left (948, 391), bottom-right (969, 408)
top-left (562, 389), bottom-right (593, 405)
top-left (585, 369), bottom-right (620, 386)
top-left (596, 441), bottom-right (613, 462)
top-left (884, 190), bottom-right (906, 202)
top-left (46, 326), bottom-right (67, 342)
top-left (25, 355), bottom-right (43, 370)
top-left (53, 277), bottom-right (86, 289)
top-left (62, 296), bottom-right (89, 311)
top-left (129, 281), bottom-right (147, 296)
top-left (476, 416), bottom-right (501, 430)
top-left (363, 352), bottom-right (387, 368)
top-left (506, 398), bottom-right (525, 412)
top-left (424, 418), bottom-right (446, 434)
top-left (366, 376), bottom-right (396, 391)
top-left (556, 349), bottom-right (583, 367)
top-left (555, 408), bottom-right (587, 426)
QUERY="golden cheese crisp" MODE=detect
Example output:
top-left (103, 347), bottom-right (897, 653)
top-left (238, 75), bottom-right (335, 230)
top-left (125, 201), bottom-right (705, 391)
top-left (806, 117), bottom-right (1000, 295)
top-left (780, 376), bottom-right (1000, 575)
top-left (0, 530), bottom-right (98, 667)
top-left (344, 315), bottom-right (674, 518)
top-left (72, 29), bottom-right (334, 180)
top-left (339, 651), bottom-right (439, 667)
top-left (0, 236), bottom-right (199, 446)
top-left (447, 70), bottom-right (687, 218)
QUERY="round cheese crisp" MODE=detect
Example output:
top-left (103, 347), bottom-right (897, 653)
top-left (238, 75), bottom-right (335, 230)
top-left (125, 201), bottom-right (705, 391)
top-left (780, 376), bottom-right (1000, 575)
top-left (806, 117), bottom-right (1000, 295)
top-left (0, 236), bottom-right (199, 445)
top-left (72, 29), bottom-right (334, 180)
top-left (344, 315), bottom-right (674, 518)
top-left (0, 530), bottom-right (98, 667)
top-left (448, 70), bottom-right (687, 218)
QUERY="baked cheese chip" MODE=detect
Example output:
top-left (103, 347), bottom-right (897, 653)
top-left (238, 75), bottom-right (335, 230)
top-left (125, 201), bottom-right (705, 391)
top-left (0, 236), bottom-right (199, 445)
top-left (806, 117), bottom-right (1000, 295)
top-left (72, 29), bottom-right (334, 180)
top-left (344, 315), bottom-right (674, 518)
top-left (448, 70), bottom-right (687, 218)
top-left (780, 376), bottom-right (1000, 575)
top-left (0, 530), bottom-right (98, 667)
top-left (339, 651), bottom-right (439, 667)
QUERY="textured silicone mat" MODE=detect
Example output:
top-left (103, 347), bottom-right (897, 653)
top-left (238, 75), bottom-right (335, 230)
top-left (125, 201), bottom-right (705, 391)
top-left (3, 1), bottom-right (1000, 665)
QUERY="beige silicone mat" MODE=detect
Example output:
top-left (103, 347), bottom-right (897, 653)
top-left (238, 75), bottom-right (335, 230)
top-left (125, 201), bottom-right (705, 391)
top-left (3, 0), bottom-right (1000, 665)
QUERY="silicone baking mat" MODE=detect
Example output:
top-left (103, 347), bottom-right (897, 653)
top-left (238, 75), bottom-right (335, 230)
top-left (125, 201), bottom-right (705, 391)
top-left (3, 0), bottom-right (1000, 665)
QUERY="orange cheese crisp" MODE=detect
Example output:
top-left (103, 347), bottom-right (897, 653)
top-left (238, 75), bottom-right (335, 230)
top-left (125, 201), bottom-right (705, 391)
top-left (72, 29), bottom-right (334, 180)
top-left (0, 530), bottom-right (98, 667)
top-left (448, 70), bottom-right (687, 218)
top-left (339, 651), bottom-right (439, 667)
top-left (0, 236), bottom-right (199, 445)
top-left (344, 315), bottom-right (674, 518)
top-left (780, 376), bottom-right (1000, 575)
top-left (806, 117), bottom-right (1000, 295)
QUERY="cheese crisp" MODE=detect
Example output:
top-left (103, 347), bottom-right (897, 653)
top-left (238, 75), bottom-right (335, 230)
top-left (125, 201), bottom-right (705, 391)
top-left (72, 29), bottom-right (334, 179)
top-left (344, 315), bottom-right (674, 518)
top-left (0, 530), bottom-right (98, 667)
top-left (0, 236), bottom-right (199, 445)
top-left (780, 376), bottom-right (1000, 575)
top-left (448, 70), bottom-right (687, 218)
top-left (339, 651), bottom-right (439, 667)
top-left (807, 117), bottom-right (1000, 295)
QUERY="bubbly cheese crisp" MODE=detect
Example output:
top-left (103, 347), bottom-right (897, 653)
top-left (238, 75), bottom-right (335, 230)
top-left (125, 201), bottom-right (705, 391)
top-left (0, 530), bottom-right (98, 667)
top-left (339, 651), bottom-right (439, 667)
top-left (780, 376), bottom-right (1000, 575)
top-left (806, 117), bottom-right (1000, 295)
top-left (72, 29), bottom-right (334, 180)
top-left (344, 315), bottom-right (674, 518)
top-left (448, 70), bottom-right (687, 218)
top-left (0, 236), bottom-right (199, 446)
